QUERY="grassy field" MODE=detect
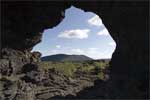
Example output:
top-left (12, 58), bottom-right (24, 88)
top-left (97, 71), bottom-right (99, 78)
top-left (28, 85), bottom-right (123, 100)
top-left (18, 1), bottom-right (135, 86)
top-left (38, 60), bottom-right (110, 80)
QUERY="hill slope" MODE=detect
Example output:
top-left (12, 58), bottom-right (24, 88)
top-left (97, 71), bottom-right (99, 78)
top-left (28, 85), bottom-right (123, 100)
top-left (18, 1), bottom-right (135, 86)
top-left (41, 54), bottom-right (93, 62)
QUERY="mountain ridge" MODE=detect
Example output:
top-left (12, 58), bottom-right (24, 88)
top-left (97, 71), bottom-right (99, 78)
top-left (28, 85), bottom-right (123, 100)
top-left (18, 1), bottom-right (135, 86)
top-left (41, 54), bottom-right (93, 62)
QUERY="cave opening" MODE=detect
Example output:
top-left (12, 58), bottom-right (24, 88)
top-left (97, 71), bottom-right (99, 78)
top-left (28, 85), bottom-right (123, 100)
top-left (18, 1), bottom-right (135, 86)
top-left (31, 6), bottom-right (116, 82)
top-left (32, 6), bottom-right (116, 60)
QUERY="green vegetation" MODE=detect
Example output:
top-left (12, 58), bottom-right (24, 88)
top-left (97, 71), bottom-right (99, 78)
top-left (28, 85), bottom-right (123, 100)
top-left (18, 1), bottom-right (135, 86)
top-left (39, 60), bottom-right (110, 80)
top-left (97, 72), bottom-right (105, 80)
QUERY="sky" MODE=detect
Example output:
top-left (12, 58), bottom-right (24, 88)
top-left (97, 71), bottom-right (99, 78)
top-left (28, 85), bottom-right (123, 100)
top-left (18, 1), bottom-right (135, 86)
top-left (32, 6), bottom-right (116, 59)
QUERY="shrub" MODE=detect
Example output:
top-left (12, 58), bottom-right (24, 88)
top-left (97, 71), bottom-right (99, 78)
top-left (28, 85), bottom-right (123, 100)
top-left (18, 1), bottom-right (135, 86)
top-left (97, 72), bottom-right (105, 80)
top-left (38, 60), bottom-right (110, 78)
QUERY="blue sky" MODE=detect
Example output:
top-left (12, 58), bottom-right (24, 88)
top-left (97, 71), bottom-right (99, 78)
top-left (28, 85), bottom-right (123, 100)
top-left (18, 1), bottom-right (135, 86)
top-left (32, 6), bottom-right (116, 59)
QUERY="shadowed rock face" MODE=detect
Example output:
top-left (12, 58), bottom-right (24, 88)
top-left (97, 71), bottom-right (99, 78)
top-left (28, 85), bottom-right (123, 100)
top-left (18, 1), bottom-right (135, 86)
top-left (1, 1), bottom-right (149, 99)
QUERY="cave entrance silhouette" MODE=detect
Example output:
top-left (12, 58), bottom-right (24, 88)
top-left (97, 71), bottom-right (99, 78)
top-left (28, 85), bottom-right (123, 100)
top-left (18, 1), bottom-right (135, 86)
top-left (31, 7), bottom-right (116, 91)
top-left (1, 1), bottom-right (148, 99)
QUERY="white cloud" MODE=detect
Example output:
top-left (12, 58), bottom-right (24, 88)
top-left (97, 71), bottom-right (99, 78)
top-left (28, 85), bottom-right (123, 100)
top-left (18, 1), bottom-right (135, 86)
top-left (56, 45), bottom-right (61, 49)
top-left (108, 42), bottom-right (116, 46)
top-left (58, 29), bottom-right (90, 39)
top-left (87, 48), bottom-right (98, 54)
top-left (40, 50), bottom-right (57, 57)
top-left (97, 29), bottom-right (109, 36)
top-left (50, 50), bottom-right (58, 53)
top-left (88, 15), bottom-right (103, 26)
top-left (71, 49), bottom-right (84, 54)
top-left (88, 48), bottom-right (98, 51)
top-left (69, 48), bottom-right (110, 59)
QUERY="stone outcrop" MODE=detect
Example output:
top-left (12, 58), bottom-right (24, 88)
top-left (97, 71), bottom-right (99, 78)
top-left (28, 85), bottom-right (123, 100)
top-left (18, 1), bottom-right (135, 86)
top-left (0, 58), bottom-right (97, 100)
top-left (0, 48), bottom-right (41, 74)
top-left (0, 0), bottom-right (149, 99)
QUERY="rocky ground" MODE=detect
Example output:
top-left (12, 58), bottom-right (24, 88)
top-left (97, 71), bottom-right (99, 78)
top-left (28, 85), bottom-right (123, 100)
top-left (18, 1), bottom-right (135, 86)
top-left (0, 48), bottom-right (109, 100)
